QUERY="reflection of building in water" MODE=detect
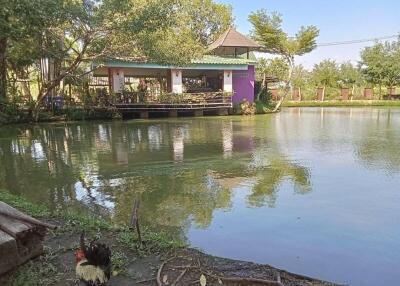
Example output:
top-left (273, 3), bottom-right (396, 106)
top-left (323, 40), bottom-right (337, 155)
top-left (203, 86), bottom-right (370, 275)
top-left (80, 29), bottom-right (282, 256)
top-left (222, 121), bottom-right (233, 158)
top-left (31, 141), bottom-right (45, 162)
top-left (148, 125), bottom-right (163, 151)
top-left (114, 142), bottom-right (128, 165)
top-left (95, 124), bottom-right (112, 152)
top-left (232, 132), bottom-right (254, 153)
top-left (173, 127), bottom-right (185, 162)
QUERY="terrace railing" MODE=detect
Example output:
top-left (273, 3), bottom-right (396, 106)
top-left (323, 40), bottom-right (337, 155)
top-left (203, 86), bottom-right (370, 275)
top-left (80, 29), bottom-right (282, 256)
top-left (113, 91), bottom-right (233, 106)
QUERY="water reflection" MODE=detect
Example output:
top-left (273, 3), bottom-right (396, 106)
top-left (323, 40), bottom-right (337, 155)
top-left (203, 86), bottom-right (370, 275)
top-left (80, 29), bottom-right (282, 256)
top-left (0, 118), bottom-right (311, 228)
top-left (2, 108), bottom-right (400, 286)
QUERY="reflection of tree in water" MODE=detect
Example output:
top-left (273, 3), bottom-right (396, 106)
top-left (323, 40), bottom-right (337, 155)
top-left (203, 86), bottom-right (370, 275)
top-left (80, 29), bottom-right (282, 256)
top-left (246, 157), bottom-right (311, 208)
top-left (0, 123), bottom-right (111, 216)
top-left (0, 117), bottom-right (312, 241)
top-left (354, 109), bottom-right (400, 173)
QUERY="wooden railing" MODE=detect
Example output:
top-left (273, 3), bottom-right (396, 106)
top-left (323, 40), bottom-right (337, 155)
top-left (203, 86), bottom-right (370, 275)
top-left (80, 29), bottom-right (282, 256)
top-left (113, 91), bottom-right (233, 105)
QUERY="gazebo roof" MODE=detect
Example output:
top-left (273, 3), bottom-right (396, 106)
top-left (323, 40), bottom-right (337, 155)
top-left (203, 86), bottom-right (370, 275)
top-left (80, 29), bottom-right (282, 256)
top-left (208, 27), bottom-right (262, 51)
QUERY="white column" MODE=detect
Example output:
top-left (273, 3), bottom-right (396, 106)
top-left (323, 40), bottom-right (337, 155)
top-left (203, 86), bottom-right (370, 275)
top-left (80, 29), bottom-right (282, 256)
top-left (223, 70), bottom-right (233, 92)
top-left (112, 69), bottom-right (124, 93)
top-left (171, 69), bottom-right (183, 94)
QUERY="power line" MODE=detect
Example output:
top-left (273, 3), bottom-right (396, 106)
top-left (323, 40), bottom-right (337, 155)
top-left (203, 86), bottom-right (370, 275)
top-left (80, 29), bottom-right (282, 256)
top-left (317, 34), bottom-right (399, 47)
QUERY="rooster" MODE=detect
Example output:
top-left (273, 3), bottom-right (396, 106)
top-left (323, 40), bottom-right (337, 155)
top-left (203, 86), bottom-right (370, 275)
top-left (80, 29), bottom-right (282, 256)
top-left (75, 233), bottom-right (112, 286)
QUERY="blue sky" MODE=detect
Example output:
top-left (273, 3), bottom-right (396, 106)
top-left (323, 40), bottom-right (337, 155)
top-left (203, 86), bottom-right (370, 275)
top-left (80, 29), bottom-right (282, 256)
top-left (216, 0), bottom-right (400, 69)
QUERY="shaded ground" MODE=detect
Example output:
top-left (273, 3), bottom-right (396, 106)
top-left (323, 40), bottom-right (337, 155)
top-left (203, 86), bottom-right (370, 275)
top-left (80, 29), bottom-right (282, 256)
top-left (1, 219), bottom-right (340, 286)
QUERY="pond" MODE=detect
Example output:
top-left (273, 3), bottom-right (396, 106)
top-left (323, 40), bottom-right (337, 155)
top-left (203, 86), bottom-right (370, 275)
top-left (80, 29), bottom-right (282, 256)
top-left (1, 107), bottom-right (400, 286)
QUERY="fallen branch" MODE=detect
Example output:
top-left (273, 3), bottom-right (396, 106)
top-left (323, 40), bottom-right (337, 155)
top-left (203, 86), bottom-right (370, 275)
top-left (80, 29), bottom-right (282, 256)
top-left (210, 275), bottom-right (284, 286)
top-left (129, 198), bottom-right (142, 245)
top-left (171, 268), bottom-right (188, 286)
top-left (158, 257), bottom-right (284, 286)
top-left (157, 257), bottom-right (178, 286)
top-left (156, 260), bottom-right (167, 286)
top-left (180, 262), bottom-right (284, 286)
top-left (136, 278), bottom-right (156, 284)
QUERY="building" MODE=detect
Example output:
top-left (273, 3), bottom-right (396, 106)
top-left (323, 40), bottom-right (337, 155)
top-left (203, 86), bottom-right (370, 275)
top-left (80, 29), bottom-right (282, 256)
top-left (92, 27), bottom-right (261, 117)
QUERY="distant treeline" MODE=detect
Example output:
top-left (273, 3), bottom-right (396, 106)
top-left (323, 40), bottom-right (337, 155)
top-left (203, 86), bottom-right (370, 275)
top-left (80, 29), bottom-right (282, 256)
top-left (257, 40), bottom-right (400, 100)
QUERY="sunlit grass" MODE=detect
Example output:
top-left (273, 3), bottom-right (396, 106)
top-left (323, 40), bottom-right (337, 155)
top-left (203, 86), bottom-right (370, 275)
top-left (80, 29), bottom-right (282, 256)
top-left (282, 100), bottom-right (400, 107)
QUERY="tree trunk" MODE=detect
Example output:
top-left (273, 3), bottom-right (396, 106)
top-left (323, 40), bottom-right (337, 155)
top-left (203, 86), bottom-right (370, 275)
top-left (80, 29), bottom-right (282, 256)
top-left (298, 87), bottom-right (302, 101)
top-left (17, 69), bottom-right (32, 102)
top-left (257, 72), bottom-right (267, 101)
top-left (379, 84), bottom-right (382, 100)
top-left (351, 84), bottom-right (355, 101)
top-left (273, 57), bottom-right (294, 112)
top-left (0, 37), bottom-right (7, 101)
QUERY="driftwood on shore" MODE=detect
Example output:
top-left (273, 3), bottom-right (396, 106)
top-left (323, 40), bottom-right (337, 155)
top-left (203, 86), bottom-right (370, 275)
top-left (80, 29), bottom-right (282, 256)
top-left (0, 202), bottom-right (56, 276)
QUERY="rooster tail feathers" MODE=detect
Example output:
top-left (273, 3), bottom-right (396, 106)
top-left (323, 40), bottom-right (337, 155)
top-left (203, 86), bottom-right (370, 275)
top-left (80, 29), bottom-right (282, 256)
top-left (80, 232), bottom-right (85, 250)
top-left (85, 242), bottom-right (111, 268)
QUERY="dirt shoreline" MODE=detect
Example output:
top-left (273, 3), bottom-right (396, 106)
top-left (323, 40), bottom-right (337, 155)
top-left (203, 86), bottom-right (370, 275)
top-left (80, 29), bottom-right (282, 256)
top-left (2, 220), bottom-right (341, 286)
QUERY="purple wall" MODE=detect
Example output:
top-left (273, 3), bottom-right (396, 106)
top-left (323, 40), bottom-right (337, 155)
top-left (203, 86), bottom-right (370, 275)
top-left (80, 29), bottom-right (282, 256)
top-left (232, 65), bottom-right (255, 104)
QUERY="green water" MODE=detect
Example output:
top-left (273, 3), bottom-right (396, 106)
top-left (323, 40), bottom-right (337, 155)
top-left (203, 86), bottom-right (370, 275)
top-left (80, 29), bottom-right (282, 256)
top-left (1, 107), bottom-right (400, 286)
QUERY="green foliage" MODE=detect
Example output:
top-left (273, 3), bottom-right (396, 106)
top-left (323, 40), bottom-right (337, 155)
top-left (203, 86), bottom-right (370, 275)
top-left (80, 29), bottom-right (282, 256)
top-left (176, 0), bottom-right (233, 46)
top-left (117, 226), bottom-right (185, 255)
top-left (339, 62), bottom-right (361, 87)
top-left (249, 9), bottom-right (318, 110)
top-left (257, 88), bottom-right (272, 103)
top-left (61, 213), bottom-right (113, 232)
top-left (64, 107), bottom-right (86, 121)
top-left (292, 65), bottom-right (310, 89)
top-left (311, 59), bottom-right (340, 87)
top-left (360, 40), bottom-right (400, 90)
top-left (249, 10), bottom-right (319, 59)
top-left (0, 189), bottom-right (50, 217)
top-left (255, 100), bottom-right (274, 114)
top-left (8, 259), bottom-right (59, 286)
top-left (111, 251), bottom-right (129, 276)
top-left (257, 57), bottom-right (289, 82)
top-left (0, 188), bottom-right (184, 257)
top-left (1, 0), bottom-right (233, 112)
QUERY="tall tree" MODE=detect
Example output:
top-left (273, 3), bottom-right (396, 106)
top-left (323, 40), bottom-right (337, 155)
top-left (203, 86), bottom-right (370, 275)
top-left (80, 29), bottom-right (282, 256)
top-left (360, 40), bottom-right (400, 98)
top-left (291, 65), bottom-right (310, 100)
top-left (1, 0), bottom-right (232, 119)
top-left (249, 9), bottom-right (319, 111)
top-left (360, 42), bottom-right (387, 98)
top-left (339, 62), bottom-right (360, 97)
top-left (0, 0), bottom-right (68, 101)
top-left (311, 59), bottom-right (340, 101)
top-left (179, 0), bottom-right (233, 46)
top-left (256, 57), bottom-right (288, 95)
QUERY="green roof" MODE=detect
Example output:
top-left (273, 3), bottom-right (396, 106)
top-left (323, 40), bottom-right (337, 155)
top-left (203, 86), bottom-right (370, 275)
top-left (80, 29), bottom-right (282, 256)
top-left (94, 54), bottom-right (256, 71)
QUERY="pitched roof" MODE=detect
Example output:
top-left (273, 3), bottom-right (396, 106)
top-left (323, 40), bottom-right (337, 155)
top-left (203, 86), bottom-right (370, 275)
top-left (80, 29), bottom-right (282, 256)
top-left (93, 55), bottom-right (255, 72)
top-left (193, 55), bottom-right (256, 65)
top-left (208, 27), bottom-right (261, 51)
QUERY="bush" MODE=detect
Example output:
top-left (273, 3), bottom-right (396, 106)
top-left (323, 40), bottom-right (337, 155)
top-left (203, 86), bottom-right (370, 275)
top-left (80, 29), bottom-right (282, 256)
top-left (240, 99), bottom-right (256, 115)
top-left (64, 107), bottom-right (86, 121)
top-left (255, 100), bottom-right (273, 114)
top-left (257, 88), bottom-right (272, 104)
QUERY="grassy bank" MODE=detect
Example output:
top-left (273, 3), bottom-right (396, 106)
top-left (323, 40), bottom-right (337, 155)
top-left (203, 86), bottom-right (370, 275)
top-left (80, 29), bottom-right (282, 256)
top-left (281, 100), bottom-right (400, 107)
top-left (0, 189), bottom-right (183, 285)
top-left (0, 189), bottom-right (183, 250)
top-left (0, 190), bottom-right (339, 286)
